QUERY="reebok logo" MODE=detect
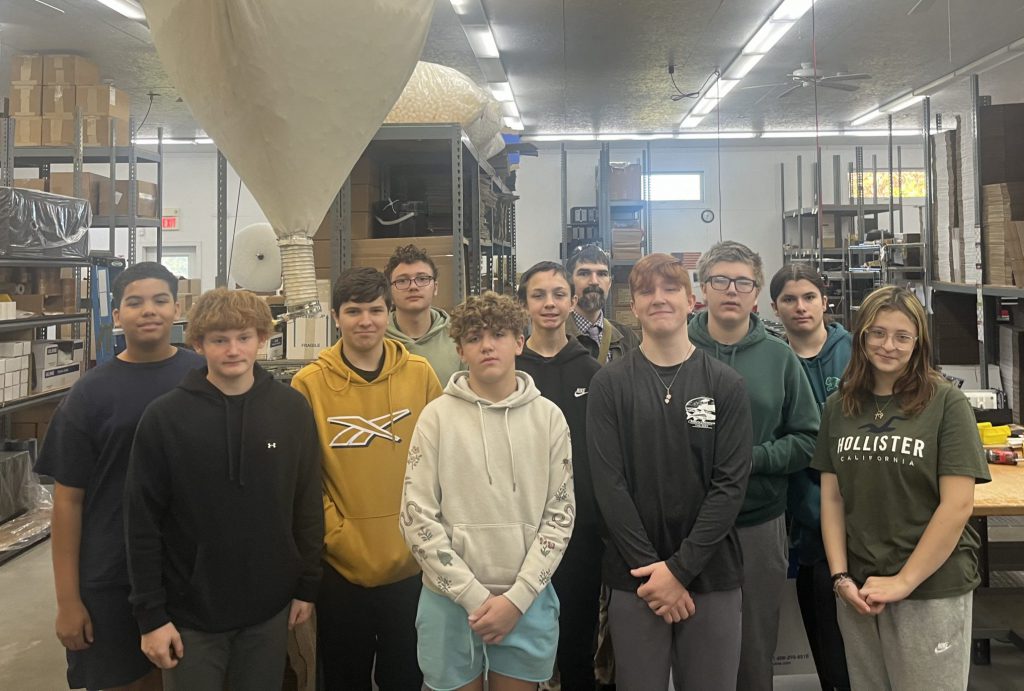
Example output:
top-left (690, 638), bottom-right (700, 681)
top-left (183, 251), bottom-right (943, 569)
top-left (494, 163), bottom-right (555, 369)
top-left (934, 642), bottom-right (952, 654)
top-left (574, 388), bottom-right (588, 398)
top-left (328, 409), bottom-right (412, 447)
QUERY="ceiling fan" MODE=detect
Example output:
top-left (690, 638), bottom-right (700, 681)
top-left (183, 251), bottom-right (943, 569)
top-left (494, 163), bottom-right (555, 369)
top-left (741, 63), bottom-right (872, 99)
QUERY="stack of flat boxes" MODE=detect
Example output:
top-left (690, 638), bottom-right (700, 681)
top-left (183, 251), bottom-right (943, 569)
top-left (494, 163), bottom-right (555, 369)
top-left (982, 183), bottom-right (1024, 286)
top-left (998, 326), bottom-right (1024, 424)
top-left (31, 339), bottom-right (83, 395)
top-left (0, 342), bottom-right (32, 403)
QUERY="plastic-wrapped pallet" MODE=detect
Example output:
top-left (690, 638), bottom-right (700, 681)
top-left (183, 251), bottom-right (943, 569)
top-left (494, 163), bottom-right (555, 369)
top-left (0, 186), bottom-right (91, 259)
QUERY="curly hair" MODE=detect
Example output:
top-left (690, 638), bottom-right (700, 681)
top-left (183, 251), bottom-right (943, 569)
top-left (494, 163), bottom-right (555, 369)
top-left (449, 291), bottom-right (528, 345)
top-left (185, 288), bottom-right (274, 345)
top-left (384, 244), bottom-right (438, 281)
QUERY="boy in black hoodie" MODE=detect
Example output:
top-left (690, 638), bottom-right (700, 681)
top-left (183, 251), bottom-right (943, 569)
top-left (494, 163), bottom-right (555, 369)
top-left (516, 261), bottom-right (602, 691)
top-left (125, 288), bottom-right (323, 691)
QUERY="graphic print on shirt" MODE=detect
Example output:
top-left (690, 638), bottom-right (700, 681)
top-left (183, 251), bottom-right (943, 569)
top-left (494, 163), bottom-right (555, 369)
top-left (328, 408), bottom-right (412, 447)
top-left (825, 375), bottom-right (841, 393)
top-left (836, 414), bottom-right (924, 467)
top-left (684, 396), bottom-right (716, 429)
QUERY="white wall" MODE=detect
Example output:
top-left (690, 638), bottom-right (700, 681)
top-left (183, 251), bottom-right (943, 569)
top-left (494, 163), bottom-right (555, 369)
top-left (516, 139), bottom-right (925, 315)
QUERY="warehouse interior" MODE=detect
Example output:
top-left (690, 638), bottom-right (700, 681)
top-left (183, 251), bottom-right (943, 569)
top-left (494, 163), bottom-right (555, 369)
top-left (1, 0), bottom-right (1024, 689)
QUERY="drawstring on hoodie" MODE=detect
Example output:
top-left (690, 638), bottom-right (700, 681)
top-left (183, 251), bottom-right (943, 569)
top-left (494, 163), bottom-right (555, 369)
top-left (504, 409), bottom-right (518, 492)
top-left (475, 403), bottom-right (518, 492)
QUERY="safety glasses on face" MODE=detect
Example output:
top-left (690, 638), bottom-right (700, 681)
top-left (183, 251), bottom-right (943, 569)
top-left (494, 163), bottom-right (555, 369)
top-left (390, 275), bottom-right (435, 291)
top-left (863, 327), bottom-right (917, 349)
top-left (706, 275), bottom-right (757, 293)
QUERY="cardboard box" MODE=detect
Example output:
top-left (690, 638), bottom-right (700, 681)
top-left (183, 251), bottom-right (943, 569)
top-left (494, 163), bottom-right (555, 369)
top-left (83, 116), bottom-right (131, 147)
top-left (286, 315), bottom-right (333, 360)
top-left (0, 342), bottom-right (29, 358)
top-left (19, 383), bottom-right (28, 398)
top-left (42, 85), bottom-right (76, 117)
top-left (76, 85), bottom-right (130, 120)
top-left (12, 179), bottom-right (47, 191)
top-left (11, 54), bottom-right (43, 85)
top-left (34, 361), bottom-right (81, 394)
top-left (176, 294), bottom-right (194, 318)
top-left (4, 372), bottom-right (17, 388)
top-left (49, 171), bottom-right (105, 211)
top-left (256, 333), bottom-right (285, 361)
top-left (14, 117), bottom-right (42, 147)
top-left (11, 85), bottom-right (42, 116)
top-left (351, 184), bottom-right (380, 213)
top-left (43, 55), bottom-right (99, 86)
top-left (608, 162), bottom-right (642, 201)
top-left (56, 338), bottom-right (84, 364)
top-left (19, 370), bottom-right (28, 386)
top-left (32, 341), bottom-right (59, 370)
top-left (5, 386), bottom-right (17, 402)
top-left (41, 116), bottom-right (75, 146)
top-left (16, 355), bottom-right (29, 371)
top-left (350, 157), bottom-right (380, 186)
top-left (177, 278), bottom-right (202, 296)
top-left (97, 179), bottom-right (158, 217)
top-left (15, 294), bottom-right (64, 315)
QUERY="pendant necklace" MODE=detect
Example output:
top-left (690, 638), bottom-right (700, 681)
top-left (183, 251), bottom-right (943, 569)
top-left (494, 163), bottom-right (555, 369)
top-left (642, 344), bottom-right (695, 404)
top-left (873, 395), bottom-right (893, 421)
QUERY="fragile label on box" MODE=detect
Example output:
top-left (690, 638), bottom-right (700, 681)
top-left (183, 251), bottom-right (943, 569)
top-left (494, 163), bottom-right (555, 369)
top-left (286, 316), bottom-right (333, 360)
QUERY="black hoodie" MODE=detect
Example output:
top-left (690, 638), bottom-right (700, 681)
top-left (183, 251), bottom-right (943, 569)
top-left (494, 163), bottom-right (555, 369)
top-left (517, 338), bottom-right (602, 529)
top-left (125, 364), bottom-right (323, 634)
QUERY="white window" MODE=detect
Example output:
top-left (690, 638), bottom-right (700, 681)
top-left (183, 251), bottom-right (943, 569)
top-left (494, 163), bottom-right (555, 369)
top-left (145, 245), bottom-right (197, 278)
top-left (645, 172), bottom-right (704, 202)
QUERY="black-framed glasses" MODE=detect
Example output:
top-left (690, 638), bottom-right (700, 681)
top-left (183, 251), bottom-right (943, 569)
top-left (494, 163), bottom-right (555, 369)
top-left (391, 275), bottom-right (435, 290)
top-left (706, 275), bottom-right (757, 293)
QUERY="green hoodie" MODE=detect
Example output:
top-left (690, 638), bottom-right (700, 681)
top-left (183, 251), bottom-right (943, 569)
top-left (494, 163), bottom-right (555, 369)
top-left (386, 308), bottom-right (463, 386)
top-left (689, 311), bottom-right (820, 526)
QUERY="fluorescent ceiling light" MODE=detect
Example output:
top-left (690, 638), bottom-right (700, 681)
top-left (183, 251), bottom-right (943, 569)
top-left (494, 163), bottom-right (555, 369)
top-left (30, 0), bottom-right (66, 13)
top-left (882, 94), bottom-right (925, 113)
top-left (680, 114), bottom-right (706, 128)
top-left (772, 0), bottom-right (814, 21)
top-left (846, 129), bottom-right (921, 137)
top-left (676, 132), bottom-right (758, 140)
top-left (93, 0), bottom-right (146, 21)
top-left (597, 134), bottom-right (636, 141)
top-left (489, 81), bottom-right (513, 102)
top-left (918, 73), bottom-right (957, 95)
top-left (851, 109), bottom-right (883, 126)
top-left (450, 0), bottom-right (474, 15)
top-left (135, 137), bottom-right (214, 146)
top-left (743, 20), bottom-right (794, 55)
top-left (692, 99), bottom-right (719, 116)
top-left (503, 117), bottom-right (524, 131)
top-left (465, 25), bottom-right (499, 58)
top-left (761, 131), bottom-right (841, 138)
top-left (724, 53), bottom-right (766, 80)
top-left (709, 79), bottom-right (740, 98)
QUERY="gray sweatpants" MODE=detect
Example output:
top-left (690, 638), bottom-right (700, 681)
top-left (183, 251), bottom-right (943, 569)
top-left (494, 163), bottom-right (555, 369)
top-left (607, 587), bottom-right (742, 691)
top-left (836, 591), bottom-right (973, 691)
top-left (736, 515), bottom-right (788, 691)
top-left (163, 604), bottom-right (290, 691)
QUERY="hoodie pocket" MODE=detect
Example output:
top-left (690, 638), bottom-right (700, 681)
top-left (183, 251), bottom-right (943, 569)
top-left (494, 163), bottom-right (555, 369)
top-left (452, 523), bottom-right (531, 592)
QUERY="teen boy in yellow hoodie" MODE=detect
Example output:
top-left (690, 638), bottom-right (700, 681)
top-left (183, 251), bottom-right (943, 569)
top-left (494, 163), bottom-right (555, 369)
top-left (292, 267), bottom-right (442, 691)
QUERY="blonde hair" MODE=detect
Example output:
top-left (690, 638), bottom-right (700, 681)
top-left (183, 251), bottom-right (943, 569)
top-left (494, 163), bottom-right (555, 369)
top-left (185, 288), bottom-right (274, 344)
top-left (696, 241), bottom-right (764, 288)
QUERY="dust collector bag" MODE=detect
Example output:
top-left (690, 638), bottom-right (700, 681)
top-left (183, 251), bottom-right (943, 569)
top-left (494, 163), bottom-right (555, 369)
top-left (0, 187), bottom-right (91, 259)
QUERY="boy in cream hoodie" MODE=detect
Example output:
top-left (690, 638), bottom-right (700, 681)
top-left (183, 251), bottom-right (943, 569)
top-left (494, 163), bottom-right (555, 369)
top-left (401, 291), bottom-right (575, 691)
top-left (292, 267), bottom-right (442, 690)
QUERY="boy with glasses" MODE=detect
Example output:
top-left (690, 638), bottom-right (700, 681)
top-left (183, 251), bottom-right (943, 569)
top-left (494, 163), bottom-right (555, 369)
top-left (385, 244), bottom-right (463, 385)
top-left (689, 241), bottom-right (820, 691)
top-left (565, 244), bottom-right (640, 363)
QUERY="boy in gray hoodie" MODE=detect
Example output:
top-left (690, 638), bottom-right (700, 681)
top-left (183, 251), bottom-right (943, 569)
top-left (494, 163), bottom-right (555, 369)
top-left (401, 291), bottom-right (575, 691)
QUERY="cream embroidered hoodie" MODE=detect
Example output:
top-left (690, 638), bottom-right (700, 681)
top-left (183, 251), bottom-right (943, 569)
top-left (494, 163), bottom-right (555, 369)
top-left (400, 371), bottom-right (575, 615)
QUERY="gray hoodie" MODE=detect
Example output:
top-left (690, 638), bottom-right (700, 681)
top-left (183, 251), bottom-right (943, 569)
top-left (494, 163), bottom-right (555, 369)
top-left (401, 371), bottom-right (575, 615)
top-left (386, 308), bottom-right (463, 386)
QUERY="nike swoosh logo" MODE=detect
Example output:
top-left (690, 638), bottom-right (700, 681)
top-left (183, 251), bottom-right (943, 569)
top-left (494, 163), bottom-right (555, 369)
top-left (934, 642), bottom-right (952, 654)
top-left (574, 389), bottom-right (587, 398)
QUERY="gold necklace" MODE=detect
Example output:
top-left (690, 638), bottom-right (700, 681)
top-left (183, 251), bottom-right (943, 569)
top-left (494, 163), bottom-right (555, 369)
top-left (641, 344), bottom-right (695, 404)
top-left (873, 395), bottom-right (893, 420)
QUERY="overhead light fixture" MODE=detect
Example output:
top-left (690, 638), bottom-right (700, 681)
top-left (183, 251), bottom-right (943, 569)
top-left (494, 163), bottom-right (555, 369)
top-left (762, 131), bottom-right (841, 138)
top-left (846, 129), bottom-right (921, 137)
top-left (449, 0), bottom-right (474, 15)
top-left (465, 25), bottom-right (499, 58)
top-left (503, 117), bottom-right (524, 131)
top-left (489, 81), bottom-right (514, 102)
top-left (676, 132), bottom-right (758, 140)
top-left (692, 99), bottom-right (719, 116)
top-left (743, 20), bottom-right (794, 55)
top-left (93, 0), bottom-right (146, 21)
top-left (882, 94), bottom-right (925, 113)
top-left (501, 101), bottom-right (520, 118)
top-left (851, 109), bottom-right (883, 126)
top-left (724, 53), bottom-right (766, 80)
top-left (30, 0), bottom-right (66, 13)
top-left (135, 137), bottom-right (214, 145)
top-left (709, 79), bottom-right (740, 98)
top-left (680, 114), bottom-right (706, 128)
top-left (771, 0), bottom-right (815, 22)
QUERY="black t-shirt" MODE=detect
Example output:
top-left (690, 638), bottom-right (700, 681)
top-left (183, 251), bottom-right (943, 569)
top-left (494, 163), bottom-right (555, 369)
top-left (342, 350), bottom-right (385, 383)
top-left (35, 348), bottom-right (204, 588)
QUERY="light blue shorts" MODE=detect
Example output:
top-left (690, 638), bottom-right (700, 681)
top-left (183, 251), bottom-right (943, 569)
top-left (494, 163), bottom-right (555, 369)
top-left (415, 585), bottom-right (560, 691)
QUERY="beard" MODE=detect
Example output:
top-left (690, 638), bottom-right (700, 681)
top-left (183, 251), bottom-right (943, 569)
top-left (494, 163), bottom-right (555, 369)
top-left (577, 286), bottom-right (605, 312)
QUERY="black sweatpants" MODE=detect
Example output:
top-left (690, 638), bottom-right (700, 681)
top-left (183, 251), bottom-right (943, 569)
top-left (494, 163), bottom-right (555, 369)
top-left (316, 565), bottom-right (422, 691)
top-left (795, 560), bottom-right (851, 691)
top-left (551, 527), bottom-right (604, 691)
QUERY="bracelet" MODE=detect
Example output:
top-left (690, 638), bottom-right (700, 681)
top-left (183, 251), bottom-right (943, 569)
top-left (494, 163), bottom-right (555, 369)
top-left (832, 572), bottom-right (853, 597)
top-left (830, 571), bottom-right (851, 584)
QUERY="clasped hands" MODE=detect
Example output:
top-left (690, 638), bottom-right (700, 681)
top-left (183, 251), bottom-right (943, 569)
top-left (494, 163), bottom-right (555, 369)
top-left (631, 561), bottom-right (696, 624)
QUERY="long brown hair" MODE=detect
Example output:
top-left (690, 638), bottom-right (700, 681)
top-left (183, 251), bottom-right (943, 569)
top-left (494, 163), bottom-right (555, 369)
top-left (839, 286), bottom-right (940, 417)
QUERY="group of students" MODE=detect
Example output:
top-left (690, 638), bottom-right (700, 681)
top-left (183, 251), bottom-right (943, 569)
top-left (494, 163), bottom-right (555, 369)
top-left (35, 237), bottom-right (988, 691)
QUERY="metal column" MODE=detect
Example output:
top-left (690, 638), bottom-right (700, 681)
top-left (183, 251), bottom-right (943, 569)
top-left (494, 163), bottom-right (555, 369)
top-left (216, 150), bottom-right (228, 287)
top-left (971, 75), bottom-right (988, 387)
top-left (127, 116), bottom-right (138, 264)
top-left (560, 144), bottom-right (567, 258)
top-left (922, 98), bottom-right (935, 323)
top-left (450, 135), bottom-right (466, 304)
top-left (156, 127), bottom-right (164, 263)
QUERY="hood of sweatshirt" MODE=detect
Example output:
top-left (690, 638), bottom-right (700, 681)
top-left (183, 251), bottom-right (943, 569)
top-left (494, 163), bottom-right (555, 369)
top-left (688, 310), bottom-right (767, 367)
top-left (177, 363), bottom-right (275, 487)
top-left (517, 336), bottom-right (593, 368)
top-left (798, 322), bottom-right (853, 407)
top-left (386, 309), bottom-right (463, 385)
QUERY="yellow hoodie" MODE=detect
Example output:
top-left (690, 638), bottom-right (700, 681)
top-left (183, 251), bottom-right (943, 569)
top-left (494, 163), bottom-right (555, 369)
top-left (292, 338), bottom-right (442, 587)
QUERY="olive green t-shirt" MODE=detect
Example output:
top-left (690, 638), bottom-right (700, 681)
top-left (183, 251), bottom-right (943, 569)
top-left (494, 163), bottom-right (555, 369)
top-left (811, 380), bottom-right (991, 599)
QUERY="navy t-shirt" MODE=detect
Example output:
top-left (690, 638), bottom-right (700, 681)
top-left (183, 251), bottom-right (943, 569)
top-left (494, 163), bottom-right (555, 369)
top-left (35, 348), bottom-right (204, 588)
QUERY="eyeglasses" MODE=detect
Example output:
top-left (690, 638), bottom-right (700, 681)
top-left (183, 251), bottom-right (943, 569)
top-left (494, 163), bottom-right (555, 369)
top-left (390, 275), bottom-right (435, 291)
top-left (864, 328), bottom-right (918, 348)
top-left (706, 275), bottom-right (757, 293)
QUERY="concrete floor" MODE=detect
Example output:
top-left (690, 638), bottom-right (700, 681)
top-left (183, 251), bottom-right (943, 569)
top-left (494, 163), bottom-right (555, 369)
top-left (1, 540), bottom-right (1022, 690)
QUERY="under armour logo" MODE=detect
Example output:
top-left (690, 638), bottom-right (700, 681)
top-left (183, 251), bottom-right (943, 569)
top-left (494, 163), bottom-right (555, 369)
top-left (574, 388), bottom-right (588, 398)
top-left (329, 409), bottom-right (412, 447)
top-left (267, 442), bottom-right (277, 449)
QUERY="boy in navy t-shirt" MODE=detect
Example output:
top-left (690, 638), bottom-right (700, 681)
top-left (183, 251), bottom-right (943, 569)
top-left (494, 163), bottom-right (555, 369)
top-left (35, 262), bottom-right (202, 691)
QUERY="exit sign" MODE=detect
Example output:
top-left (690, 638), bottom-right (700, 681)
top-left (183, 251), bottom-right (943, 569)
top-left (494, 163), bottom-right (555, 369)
top-left (162, 207), bottom-right (180, 231)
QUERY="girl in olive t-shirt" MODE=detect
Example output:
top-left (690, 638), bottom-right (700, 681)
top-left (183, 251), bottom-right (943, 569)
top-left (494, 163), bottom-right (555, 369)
top-left (811, 286), bottom-right (989, 691)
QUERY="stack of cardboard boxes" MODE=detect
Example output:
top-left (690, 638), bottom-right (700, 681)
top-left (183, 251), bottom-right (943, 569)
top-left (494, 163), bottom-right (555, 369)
top-left (982, 183), bottom-right (1024, 286)
top-left (11, 54), bottom-right (131, 148)
top-left (176, 278), bottom-right (202, 319)
top-left (0, 341), bottom-right (32, 404)
top-left (30, 339), bottom-right (83, 396)
top-left (313, 158), bottom-right (380, 279)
